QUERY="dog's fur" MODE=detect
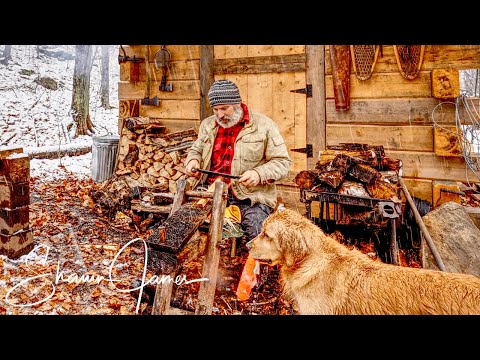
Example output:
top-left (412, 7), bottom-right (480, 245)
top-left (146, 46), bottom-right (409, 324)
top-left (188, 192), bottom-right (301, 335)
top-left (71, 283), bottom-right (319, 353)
top-left (246, 208), bottom-right (480, 315)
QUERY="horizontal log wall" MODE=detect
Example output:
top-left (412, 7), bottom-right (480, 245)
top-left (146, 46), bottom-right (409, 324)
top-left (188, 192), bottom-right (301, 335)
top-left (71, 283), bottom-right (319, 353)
top-left (325, 45), bottom-right (480, 203)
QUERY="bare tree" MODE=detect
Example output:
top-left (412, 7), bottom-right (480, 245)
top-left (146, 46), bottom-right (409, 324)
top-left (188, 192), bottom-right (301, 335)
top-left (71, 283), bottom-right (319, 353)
top-left (100, 45), bottom-right (111, 109)
top-left (460, 69), bottom-right (480, 97)
top-left (0, 45), bottom-right (12, 65)
top-left (71, 45), bottom-right (95, 136)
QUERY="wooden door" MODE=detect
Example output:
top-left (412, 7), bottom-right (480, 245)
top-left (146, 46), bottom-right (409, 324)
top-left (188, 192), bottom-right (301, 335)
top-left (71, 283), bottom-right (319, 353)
top-left (211, 45), bottom-right (325, 173)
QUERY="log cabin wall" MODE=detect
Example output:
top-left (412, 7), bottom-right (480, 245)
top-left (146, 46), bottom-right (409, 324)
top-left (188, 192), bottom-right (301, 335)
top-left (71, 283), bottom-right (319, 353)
top-left (117, 45), bottom-right (480, 208)
top-left (326, 45), bottom-right (480, 204)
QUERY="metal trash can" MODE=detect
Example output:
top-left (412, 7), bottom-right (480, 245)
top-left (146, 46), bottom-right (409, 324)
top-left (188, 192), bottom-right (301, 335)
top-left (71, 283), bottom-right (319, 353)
top-left (91, 135), bottom-right (120, 183)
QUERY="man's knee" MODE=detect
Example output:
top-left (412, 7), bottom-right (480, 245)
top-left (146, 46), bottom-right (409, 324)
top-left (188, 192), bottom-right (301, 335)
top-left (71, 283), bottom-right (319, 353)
top-left (241, 204), bottom-right (273, 241)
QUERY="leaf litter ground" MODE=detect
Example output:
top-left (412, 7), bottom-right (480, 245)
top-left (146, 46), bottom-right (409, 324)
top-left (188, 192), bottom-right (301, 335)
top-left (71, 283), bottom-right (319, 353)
top-left (0, 174), bottom-right (297, 315)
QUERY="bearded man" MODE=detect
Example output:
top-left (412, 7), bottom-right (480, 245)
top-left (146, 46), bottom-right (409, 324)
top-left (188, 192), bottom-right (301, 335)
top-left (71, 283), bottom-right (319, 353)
top-left (184, 79), bottom-right (292, 243)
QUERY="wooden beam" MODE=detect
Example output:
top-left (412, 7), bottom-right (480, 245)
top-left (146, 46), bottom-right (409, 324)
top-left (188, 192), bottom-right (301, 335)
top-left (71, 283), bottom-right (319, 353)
top-left (140, 100), bottom-right (200, 120)
top-left (327, 124), bottom-right (433, 152)
top-left (306, 45), bottom-right (325, 168)
top-left (214, 54), bottom-right (306, 74)
top-left (120, 60), bottom-right (200, 82)
top-left (195, 181), bottom-right (228, 315)
top-left (118, 80), bottom-right (200, 100)
top-left (326, 98), bottom-right (459, 125)
top-left (151, 176), bottom-right (187, 315)
top-left (124, 45), bottom-right (200, 61)
top-left (200, 45), bottom-right (215, 120)
top-left (326, 72), bottom-right (432, 99)
top-left (387, 150), bottom-right (478, 182)
top-left (326, 45), bottom-right (480, 74)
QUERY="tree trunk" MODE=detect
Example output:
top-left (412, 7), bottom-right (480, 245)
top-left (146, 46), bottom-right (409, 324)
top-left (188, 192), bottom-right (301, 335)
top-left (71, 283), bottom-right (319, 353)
top-left (71, 45), bottom-right (95, 136)
top-left (1, 45), bottom-right (12, 64)
top-left (100, 45), bottom-right (111, 109)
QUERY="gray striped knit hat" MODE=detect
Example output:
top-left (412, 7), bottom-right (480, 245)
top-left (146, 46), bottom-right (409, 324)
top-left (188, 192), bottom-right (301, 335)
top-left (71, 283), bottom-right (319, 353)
top-left (208, 80), bottom-right (242, 107)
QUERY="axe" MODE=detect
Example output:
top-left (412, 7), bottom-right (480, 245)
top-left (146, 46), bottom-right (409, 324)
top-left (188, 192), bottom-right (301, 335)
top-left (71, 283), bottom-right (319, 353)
top-left (141, 45), bottom-right (160, 106)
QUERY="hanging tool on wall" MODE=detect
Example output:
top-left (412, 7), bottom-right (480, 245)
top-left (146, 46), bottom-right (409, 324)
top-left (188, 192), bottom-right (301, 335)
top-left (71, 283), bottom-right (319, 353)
top-left (154, 45), bottom-right (173, 92)
top-left (141, 45), bottom-right (160, 106)
top-left (330, 45), bottom-right (351, 111)
top-left (118, 45), bottom-right (144, 83)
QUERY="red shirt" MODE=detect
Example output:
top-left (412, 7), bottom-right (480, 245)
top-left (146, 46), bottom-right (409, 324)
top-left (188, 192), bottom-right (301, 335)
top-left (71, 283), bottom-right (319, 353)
top-left (207, 103), bottom-right (250, 185)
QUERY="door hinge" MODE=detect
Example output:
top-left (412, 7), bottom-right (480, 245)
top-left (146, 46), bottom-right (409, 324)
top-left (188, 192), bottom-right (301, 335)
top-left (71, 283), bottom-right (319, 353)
top-left (290, 84), bottom-right (312, 97)
top-left (291, 144), bottom-right (313, 158)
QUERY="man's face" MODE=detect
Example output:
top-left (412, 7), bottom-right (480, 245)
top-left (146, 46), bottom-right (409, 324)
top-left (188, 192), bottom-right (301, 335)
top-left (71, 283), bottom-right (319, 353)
top-left (212, 104), bottom-right (235, 120)
top-left (212, 104), bottom-right (243, 128)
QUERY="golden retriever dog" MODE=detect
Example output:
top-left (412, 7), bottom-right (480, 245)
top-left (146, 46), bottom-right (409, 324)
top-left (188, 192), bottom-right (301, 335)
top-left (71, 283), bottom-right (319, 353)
top-left (246, 208), bottom-right (480, 315)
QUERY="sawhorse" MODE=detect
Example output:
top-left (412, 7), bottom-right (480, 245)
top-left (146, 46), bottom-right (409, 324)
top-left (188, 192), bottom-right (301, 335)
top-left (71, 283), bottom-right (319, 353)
top-left (151, 176), bottom-right (228, 315)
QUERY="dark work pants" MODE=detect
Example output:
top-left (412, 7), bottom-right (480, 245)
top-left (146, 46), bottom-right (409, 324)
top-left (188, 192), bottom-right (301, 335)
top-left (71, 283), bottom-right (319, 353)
top-left (227, 193), bottom-right (273, 242)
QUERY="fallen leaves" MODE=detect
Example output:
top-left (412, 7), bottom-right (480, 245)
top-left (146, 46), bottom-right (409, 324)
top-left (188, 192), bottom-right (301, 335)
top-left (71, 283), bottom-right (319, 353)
top-left (1, 174), bottom-right (297, 316)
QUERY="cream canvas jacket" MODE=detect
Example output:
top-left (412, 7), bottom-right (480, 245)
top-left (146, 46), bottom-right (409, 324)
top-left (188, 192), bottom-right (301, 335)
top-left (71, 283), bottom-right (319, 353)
top-left (184, 110), bottom-right (292, 209)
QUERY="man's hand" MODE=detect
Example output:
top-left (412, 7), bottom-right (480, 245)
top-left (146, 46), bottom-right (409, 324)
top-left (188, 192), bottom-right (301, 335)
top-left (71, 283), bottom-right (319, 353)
top-left (185, 159), bottom-right (201, 178)
top-left (239, 170), bottom-right (260, 187)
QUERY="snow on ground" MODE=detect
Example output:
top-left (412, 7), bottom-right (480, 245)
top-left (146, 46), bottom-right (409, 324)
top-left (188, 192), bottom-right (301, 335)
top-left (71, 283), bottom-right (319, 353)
top-left (0, 45), bottom-right (120, 180)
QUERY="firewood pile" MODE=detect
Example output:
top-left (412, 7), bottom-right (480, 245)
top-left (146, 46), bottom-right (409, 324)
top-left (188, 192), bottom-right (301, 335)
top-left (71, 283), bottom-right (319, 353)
top-left (294, 143), bottom-right (403, 225)
top-left (115, 116), bottom-right (197, 193)
top-left (87, 117), bottom-right (198, 232)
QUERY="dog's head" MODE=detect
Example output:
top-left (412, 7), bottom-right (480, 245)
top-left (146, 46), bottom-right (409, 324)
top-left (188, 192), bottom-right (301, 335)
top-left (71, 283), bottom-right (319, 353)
top-left (246, 208), bottom-right (319, 268)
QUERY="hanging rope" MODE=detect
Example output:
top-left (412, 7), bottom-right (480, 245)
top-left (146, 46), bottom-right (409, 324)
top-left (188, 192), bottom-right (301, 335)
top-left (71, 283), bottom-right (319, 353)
top-left (431, 94), bottom-right (480, 187)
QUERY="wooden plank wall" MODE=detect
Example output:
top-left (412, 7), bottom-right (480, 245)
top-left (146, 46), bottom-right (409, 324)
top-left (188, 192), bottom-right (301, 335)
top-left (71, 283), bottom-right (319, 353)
top-left (119, 45), bottom-right (202, 134)
top-left (117, 45), bottom-right (480, 206)
top-left (118, 45), bottom-right (307, 171)
top-left (213, 45), bottom-right (307, 173)
top-left (117, 45), bottom-right (308, 210)
top-left (325, 45), bottom-right (480, 203)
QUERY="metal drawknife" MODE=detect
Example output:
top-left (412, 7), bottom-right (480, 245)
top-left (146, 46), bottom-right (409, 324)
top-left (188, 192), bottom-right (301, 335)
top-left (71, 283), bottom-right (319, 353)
top-left (192, 168), bottom-right (241, 179)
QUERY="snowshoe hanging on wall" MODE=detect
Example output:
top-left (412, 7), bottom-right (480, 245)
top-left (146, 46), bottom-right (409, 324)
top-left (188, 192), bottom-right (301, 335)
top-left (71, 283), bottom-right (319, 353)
top-left (393, 45), bottom-right (425, 80)
top-left (350, 45), bottom-right (380, 81)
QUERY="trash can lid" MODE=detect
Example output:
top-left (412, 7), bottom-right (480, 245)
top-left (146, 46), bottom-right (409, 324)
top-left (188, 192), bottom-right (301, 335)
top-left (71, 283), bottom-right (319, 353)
top-left (93, 135), bottom-right (120, 144)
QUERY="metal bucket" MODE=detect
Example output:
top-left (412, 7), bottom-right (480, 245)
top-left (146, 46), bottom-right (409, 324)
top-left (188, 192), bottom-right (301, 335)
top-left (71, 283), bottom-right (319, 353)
top-left (91, 135), bottom-right (120, 183)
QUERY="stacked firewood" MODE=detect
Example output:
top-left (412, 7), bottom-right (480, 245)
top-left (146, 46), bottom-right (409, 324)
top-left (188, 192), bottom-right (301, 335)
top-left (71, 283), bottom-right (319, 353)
top-left (294, 143), bottom-right (402, 201)
top-left (115, 117), bottom-right (197, 193)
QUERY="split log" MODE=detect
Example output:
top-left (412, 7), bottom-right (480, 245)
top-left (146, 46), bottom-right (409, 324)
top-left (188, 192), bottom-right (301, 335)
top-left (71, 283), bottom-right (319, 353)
top-left (24, 144), bottom-right (91, 160)
top-left (337, 180), bottom-right (370, 197)
top-left (366, 175), bottom-right (400, 200)
top-left (349, 163), bottom-right (379, 184)
top-left (163, 141), bottom-right (195, 153)
top-left (381, 157), bottom-right (403, 172)
top-left (317, 149), bottom-right (378, 168)
top-left (422, 201), bottom-right (480, 276)
top-left (318, 170), bottom-right (344, 189)
top-left (115, 123), bottom-right (196, 190)
top-left (293, 170), bottom-right (320, 189)
top-left (130, 199), bottom-right (172, 214)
